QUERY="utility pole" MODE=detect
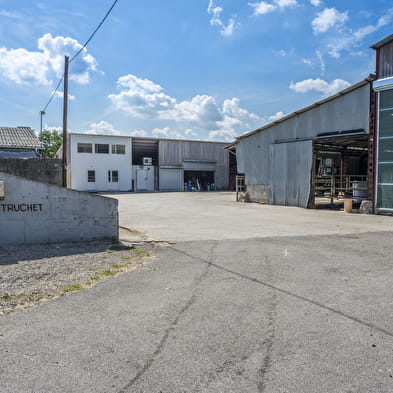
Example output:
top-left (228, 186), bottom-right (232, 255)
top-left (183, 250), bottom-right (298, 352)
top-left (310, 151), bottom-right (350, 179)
top-left (62, 56), bottom-right (69, 188)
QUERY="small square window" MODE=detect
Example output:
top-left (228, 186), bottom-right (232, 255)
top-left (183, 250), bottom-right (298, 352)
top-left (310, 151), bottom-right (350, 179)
top-left (88, 170), bottom-right (95, 182)
top-left (95, 144), bottom-right (109, 154)
top-left (108, 170), bottom-right (119, 182)
top-left (112, 144), bottom-right (126, 154)
top-left (78, 143), bottom-right (92, 153)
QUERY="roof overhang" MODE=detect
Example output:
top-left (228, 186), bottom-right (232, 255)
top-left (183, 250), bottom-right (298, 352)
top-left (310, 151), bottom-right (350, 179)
top-left (371, 33), bottom-right (393, 49)
top-left (236, 77), bottom-right (374, 142)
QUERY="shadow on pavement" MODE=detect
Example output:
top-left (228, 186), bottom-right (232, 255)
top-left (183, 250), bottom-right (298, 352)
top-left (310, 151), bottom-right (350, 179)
top-left (0, 241), bottom-right (116, 265)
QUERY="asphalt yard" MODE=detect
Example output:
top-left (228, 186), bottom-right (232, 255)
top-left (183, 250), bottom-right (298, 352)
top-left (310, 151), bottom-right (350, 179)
top-left (1, 192), bottom-right (392, 393)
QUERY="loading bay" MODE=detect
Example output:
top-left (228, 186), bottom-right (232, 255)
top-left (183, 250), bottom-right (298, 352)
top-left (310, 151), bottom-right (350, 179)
top-left (1, 192), bottom-right (393, 393)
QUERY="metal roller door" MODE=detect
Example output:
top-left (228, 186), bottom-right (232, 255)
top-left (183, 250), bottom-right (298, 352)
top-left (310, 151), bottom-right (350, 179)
top-left (159, 168), bottom-right (183, 191)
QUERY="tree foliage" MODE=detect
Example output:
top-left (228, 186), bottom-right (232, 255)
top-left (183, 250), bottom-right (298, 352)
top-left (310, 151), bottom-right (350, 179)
top-left (39, 130), bottom-right (63, 158)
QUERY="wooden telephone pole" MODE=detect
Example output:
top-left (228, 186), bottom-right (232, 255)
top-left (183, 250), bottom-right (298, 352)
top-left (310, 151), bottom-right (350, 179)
top-left (62, 56), bottom-right (69, 188)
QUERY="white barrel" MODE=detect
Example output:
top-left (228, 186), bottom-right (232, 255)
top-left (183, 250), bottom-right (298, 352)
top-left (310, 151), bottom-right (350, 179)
top-left (353, 181), bottom-right (367, 198)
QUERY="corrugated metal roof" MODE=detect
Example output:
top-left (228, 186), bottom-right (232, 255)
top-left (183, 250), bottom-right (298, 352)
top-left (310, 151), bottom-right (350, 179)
top-left (236, 76), bottom-right (374, 142)
top-left (0, 127), bottom-right (42, 149)
top-left (371, 33), bottom-right (393, 49)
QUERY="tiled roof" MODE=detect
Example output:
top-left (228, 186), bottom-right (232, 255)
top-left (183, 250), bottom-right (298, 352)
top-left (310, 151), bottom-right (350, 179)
top-left (0, 127), bottom-right (42, 149)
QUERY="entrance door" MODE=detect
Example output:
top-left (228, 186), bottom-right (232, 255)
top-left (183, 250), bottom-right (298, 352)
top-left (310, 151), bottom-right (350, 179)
top-left (136, 169), bottom-right (148, 190)
top-left (270, 140), bottom-right (313, 207)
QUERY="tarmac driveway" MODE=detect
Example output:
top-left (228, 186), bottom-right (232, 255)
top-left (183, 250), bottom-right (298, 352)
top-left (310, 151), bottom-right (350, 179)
top-left (108, 191), bottom-right (393, 241)
top-left (1, 192), bottom-right (393, 393)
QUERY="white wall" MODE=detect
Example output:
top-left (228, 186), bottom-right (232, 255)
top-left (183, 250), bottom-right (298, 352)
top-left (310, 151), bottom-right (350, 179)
top-left (70, 134), bottom-right (132, 191)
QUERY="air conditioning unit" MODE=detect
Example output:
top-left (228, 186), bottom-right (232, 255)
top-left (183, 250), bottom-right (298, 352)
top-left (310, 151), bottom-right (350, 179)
top-left (143, 157), bottom-right (153, 166)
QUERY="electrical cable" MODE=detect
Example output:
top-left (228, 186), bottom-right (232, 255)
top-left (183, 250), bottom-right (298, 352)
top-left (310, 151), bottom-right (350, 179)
top-left (42, 73), bottom-right (64, 113)
top-left (40, 0), bottom-right (119, 113)
top-left (70, 0), bottom-right (119, 63)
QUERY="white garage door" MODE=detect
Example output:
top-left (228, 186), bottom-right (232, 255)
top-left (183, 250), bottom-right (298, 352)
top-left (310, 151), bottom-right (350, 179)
top-left (159, 168), bottom-right (183, 191)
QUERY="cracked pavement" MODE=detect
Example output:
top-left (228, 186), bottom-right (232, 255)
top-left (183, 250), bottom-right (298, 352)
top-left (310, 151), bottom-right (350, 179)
top-left (1, 193), bottom-right (393, 392)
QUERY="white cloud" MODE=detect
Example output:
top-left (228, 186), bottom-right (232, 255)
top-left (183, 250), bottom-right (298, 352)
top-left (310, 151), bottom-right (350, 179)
top-left (209, 115), bottom-right (241, 141)
top-left (85, 120), bottom-right (121, 135)
top-left (310, 0), bottom-right (321, 6)
top-left (312, 8), bottom-right (348, 34)
top-left (268, 111), bottom-right (285, 121)
top-left (172, 95), bottom-right (223, 125)
top-left (108, 74), bottom-right (176, 119)
top-left (0, 33), bottom-right (97, 86)
top-left (275, 0), bottom-right (297, 7)
top-left (152, 127), bottom-right (170, 137)
top-left (222, 97), bottom-right (261, 121)
top-left (38, 33), bottom-right (97, 84)
top-left (302, 58), bottom-right (313, 65)
top-left (53, 91), bottom-right (75, 101)
top-left (327, 8), bottom-right (393, 58)
top-left (249, 0), bottom-right (297, 16)
top-left (0, 47), bottom-right (49, 85)
top-left (109, 74), bottom-right (261, 143)
top-left (185, 129), bottom-right (197, 137)
top-left (151, 127), bottom-right (186, 139)
top-left (207, 0), bottom-right (239, 36)
top-left (130, 129), bottom-right (148, 137)
top-left (316, 49), bottom-right (325, 74)
top-left (289, 78), bottom-right (351, 96)
top-left (108, 74), bottom-right (223, 127)
top-left (44, 125), bottom-right (63, 133)
top-left (249, 2), bottom-right (276, 15)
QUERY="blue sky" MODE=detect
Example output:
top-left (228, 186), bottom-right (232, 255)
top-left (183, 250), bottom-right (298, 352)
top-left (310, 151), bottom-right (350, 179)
top-left (0, 0), bottom-right (392, 141)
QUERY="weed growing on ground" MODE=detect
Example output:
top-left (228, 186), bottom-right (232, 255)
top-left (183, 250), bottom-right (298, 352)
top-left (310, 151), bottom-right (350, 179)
top-left (63, 284), bottom-right (83, 292)
top-left (1, 291), bottom-right (42, 302)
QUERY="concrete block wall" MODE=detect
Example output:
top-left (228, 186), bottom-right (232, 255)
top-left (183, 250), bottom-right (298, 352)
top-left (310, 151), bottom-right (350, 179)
top-left (0, 172), bottom-right (118, 245)
top-left (0, 158), bottom-right (62, 186)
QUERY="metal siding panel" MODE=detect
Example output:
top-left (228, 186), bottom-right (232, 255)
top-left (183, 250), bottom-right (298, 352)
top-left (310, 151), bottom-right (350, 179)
top-left (237, 84), bottom-right (370, 191)
top-left (271, 143), bottom-right (287, 205)
top-left (270, 141), bottom-right (312, 207)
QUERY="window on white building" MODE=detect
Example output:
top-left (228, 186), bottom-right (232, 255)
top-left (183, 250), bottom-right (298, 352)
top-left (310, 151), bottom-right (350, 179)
top-left (95, 144), bottom-right (109, 154)
top-left (108, 170), bottom-right (119, 182)
top-left (88, 170), bottom-right (96, 182)
top-left (78, 143), bottom-right (92, 153)
top-left (112, 144), bottom-right (126, 154)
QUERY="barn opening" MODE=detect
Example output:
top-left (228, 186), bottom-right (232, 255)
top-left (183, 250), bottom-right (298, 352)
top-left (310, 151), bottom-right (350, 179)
top-left (184, 170), bottom-right (215, 191)
top-left (310, 130), bottom-right (369, 209)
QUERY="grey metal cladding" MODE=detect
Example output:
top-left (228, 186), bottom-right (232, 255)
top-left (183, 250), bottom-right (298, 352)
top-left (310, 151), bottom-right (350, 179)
top-left (237, 83), bottom-right (370, 207)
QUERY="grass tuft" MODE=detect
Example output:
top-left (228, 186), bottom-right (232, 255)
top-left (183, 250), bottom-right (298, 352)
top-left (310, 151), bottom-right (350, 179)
top-left (63, 283), bottom-right (83, 292)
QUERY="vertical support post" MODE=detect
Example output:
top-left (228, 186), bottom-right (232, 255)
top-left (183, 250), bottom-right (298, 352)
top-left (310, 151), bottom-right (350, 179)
top-left (340, 150), bottom-right (344, 196)
top-left (62, 56), bottom-right (69, 188)
top-left (309, 148), bottom-right (317, 208)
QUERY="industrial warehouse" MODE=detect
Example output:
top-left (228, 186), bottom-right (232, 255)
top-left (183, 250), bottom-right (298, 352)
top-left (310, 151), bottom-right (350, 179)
top-left (232, 33), bottom-right (393, 214)
top-left (67, 134), bottom-right (234, 192)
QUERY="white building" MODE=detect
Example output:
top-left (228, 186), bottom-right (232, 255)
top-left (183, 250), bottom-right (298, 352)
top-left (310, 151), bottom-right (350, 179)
top-left (67, 133), bottom-right (232, 192)
top-left (68, 133), bottom-right (132, 191)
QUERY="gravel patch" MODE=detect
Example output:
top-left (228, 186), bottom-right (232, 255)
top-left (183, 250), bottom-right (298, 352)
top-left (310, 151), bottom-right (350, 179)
top-left (0, 240), bottom-right (155, 315)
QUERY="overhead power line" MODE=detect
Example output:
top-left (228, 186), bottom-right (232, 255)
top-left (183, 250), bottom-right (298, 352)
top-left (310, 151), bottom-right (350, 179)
top-left (70, 0), bottom-right (119, 63)
top-left (40, 0), bottom-right (119, 113)
top-left (42, 73), bottom-right (64, 113)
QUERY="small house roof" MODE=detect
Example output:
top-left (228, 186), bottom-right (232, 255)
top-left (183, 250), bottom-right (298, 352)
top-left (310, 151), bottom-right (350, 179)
top-left (0, 127), bottom-right (42, 149)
